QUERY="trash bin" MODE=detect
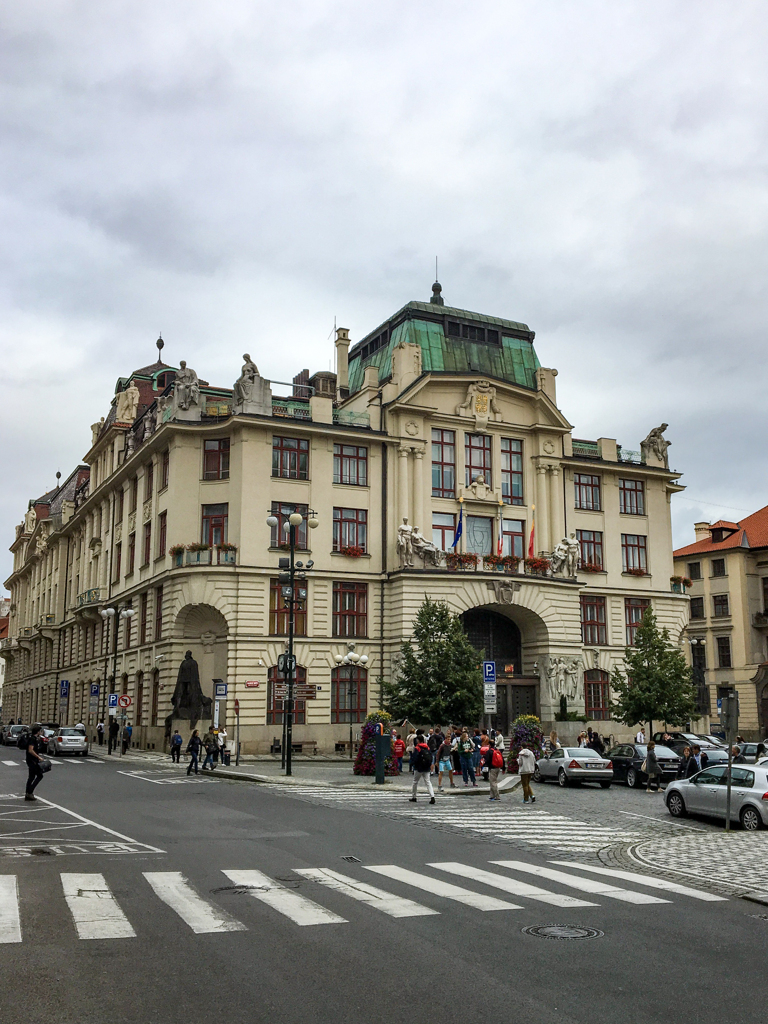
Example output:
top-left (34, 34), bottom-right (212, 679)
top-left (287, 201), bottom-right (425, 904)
top-left (223, 750), bottom-right (231, 766)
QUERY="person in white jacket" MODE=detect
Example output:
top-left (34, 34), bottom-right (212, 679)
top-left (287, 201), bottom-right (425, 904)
top-left (517, 745), bottom-right (537, 804)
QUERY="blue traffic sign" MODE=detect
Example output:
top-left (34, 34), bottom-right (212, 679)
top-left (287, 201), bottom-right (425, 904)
top-left (482, 661), bottom-right (496, 684)
top-left (90, 683), bottom-right (100, 697)
top-left (60, 680), bottom-right (70, 698)
top-left (214, 682), bottom-right (228, 698)
top-left (108, 693), bottom-right (118, 708)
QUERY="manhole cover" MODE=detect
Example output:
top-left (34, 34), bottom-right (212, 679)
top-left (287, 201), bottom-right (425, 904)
top-left (522, 924), bottom-right (604, 940)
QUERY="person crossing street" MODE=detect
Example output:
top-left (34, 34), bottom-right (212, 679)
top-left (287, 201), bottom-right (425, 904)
top-left (170, 730), bottom-right (183, 763)
top-left (186, 730), bottom-right (202, 775)
top-left (408, 731), bottom-right (436, 804)
top-left (518, 744), bottom-right (536, 804)
top-left (24, 725), bottom-right (47, 802)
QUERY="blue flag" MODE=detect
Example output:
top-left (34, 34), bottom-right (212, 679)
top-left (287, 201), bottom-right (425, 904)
top-left (452, 504), bottom-right (463, 548)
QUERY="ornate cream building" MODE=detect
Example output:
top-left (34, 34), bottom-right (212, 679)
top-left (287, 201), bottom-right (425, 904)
top-left (1, 283), bottom-right (689, 751)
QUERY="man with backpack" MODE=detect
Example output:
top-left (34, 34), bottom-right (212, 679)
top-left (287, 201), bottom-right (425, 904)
top-left (427, 726), bottom-right (442, 775)
top-left (408, 731), bottom-right (436, 804)
top-left (481, 737), bottom-right (505, 801)
top-left (201, 727), bottom-right (218, 770)
top-left (170, 729), bottom-right (183, 763)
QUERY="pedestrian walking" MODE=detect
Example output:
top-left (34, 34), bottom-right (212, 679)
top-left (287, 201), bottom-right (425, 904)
top-left (392, 734), bottom-right (406, 772)
top-left (588, 732), bottom-right (604, 755)
top-left (677, 745), bottom-right (692, 778)
top-left (437, 734), bottom-right (456, 790)
top-left (518, 744), bottom-right (536, 804)
top-left (494, 731), bottom-right (505, 752)
top-left (481, 740), bottom-right (505, 801)
top-left (428, 727), bottom-right (442, 774)
top-left (122, 722), bottom-right (133, 754)
top-left (458, 730), bottom-right (477, 787)
top-left (644, 741), bottom-right (662, 793)
top-left (170, 730), bottom-right (183, 763)
top-left (108, 718), bottom-right (119, 755)
top-left (186, 730), bottom-right (201, 775)
top-left (202, 727), bottom-right (217, 770)
top-left (577, 731), bottom-right (588, 747)
top-left (24, 725), bottom-right (47, 802)
top-left (472, 729), bottom-right (483, 774)
top-left (96, 721), bottom-right (105, 746)
top-left (408, 732), bottom-right (436, 804)
top-left (405, 729), bottom-right (418, 772)
top-left (218, 727), bottom-right (228, 764)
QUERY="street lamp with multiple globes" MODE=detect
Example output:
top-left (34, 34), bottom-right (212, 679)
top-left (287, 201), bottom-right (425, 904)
top-left (265, 508), bottom-right (318, 776)
top-left (100, 604), bottom-right (135, 755)
top-left (334, 644), bottom-right (369, 759)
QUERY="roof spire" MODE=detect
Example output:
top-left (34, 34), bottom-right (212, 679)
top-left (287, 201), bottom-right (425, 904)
top-left (429, 258), bottom-right (444, 305)
top-left (156, 333), bottom-right (164, 358)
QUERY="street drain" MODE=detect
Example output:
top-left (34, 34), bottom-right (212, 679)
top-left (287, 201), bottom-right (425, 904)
top-left (522, 924), bottom-right (604, 940)
top-left (341, 856), bottom-right (361, 863)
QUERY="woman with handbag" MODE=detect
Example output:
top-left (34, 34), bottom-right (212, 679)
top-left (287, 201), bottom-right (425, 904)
top-left (24, 724), bottom-right (49, 802)
top-left (644, 741), bottom-right (662, 793)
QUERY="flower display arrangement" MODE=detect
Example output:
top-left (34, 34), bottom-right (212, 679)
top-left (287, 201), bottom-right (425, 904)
top-left (524, 556), bottom-right (550, 575)
top-left (186, 542), bottom-right (210, 552)
top-left (216, 542), bottom-right (237, 552)
top-left (169, 544), bottom-right (185, 556)
top-left (502, 555), bottom-right (520, 571)
top-left (579, 561), bottom-right (604, 573)
top-left (506, 714), bottom-right (545, 775)
top-left (339, 545), bottom-right (365, 558)
top-left (625, 567), bottom-right (648, 576)
top-left (670, 575), bottom-right (692, 587)
top-left (483, 554), bottom-right (503, 569)
top-left (446, 552), bottom-right (478, 570)
top-left (353, 710), bottom-right (400, 777)
top-left (484, 554), bottom-right (521, 571)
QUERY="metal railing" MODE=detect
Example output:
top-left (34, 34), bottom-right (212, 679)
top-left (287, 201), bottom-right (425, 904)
top-left (571, 440), bottom-right (600, 459)
top-left (272, 401), bottom-right (311, 420)
top-left (333, 409), bottom-right (371, 428)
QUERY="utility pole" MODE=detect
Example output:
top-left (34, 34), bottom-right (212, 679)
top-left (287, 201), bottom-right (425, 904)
top-left (721, 691), bottom-right (739, 833)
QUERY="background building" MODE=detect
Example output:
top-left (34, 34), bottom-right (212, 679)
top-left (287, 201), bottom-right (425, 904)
top-left (1, 284), bottom-right (689, 751)
top-left (675, 510), bottom-right (768, 740)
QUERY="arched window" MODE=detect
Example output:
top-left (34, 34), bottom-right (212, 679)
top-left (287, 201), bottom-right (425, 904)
top-left (150, 669), bottom-right (160, 726)
top-left (135, 671), bottom-right (144, 727)
top-left (331, 666), bottom-right (367, 723)
top-left (584, 669), bottom-right (610, 721)
top-left (267, 665), bottom-right (306, 725)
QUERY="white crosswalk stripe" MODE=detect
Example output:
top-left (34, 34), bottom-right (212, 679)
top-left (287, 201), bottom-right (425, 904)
top-left (490, 860), bottom-right (670, 905)
top-left (364, 865), bottom-right (520, 911)
top-left (221, 869), bottom-right (347, 926)
top-left (1, 761), bottom-right (18, 767)
top-left (0, 876), bottom-right (21, 943)
top-left (61, 873), bottom-right (136, 939)
top-left (548, 861), bottom-right (728, 901)
top-left (294, 868), bottom-right (439, 918)
top-left (144, 872), bottom-right (247, 933)
top-left (429, 862), bottom-right (598, 907)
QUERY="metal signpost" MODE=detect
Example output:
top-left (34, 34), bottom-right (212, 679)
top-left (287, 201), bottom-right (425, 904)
top-left (482, 661), bottom-right (497, 721)
top-left (117, 695), bottom-right (131, 758)
top-left (234, 698), bottom-right (241, 766)
top-left (720, 691), bottom-right (739, 833)
top-left (60, 680), bottom-right (69, 724)
top-left (213, 681), bottom-right (227, 730)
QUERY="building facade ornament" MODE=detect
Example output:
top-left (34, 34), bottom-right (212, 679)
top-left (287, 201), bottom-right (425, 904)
top-left (172, 361), bottom-right (201, 421)
top-left (641, 423), bottom-right (671, 468)
top-left (115, 382), bottom-right (140, 424)
top-left (456, 379), bottom-right (501, 430)
top-left (91, 418), bottom-right (105, 445)
top-left (411, 526), bottom-right (443, 566)
top-left (396, 517), bottom-right (414, 567)
top-left (544, 656), bottom-right (582, 702)
top-left (550, 533), bottom-right (580, 577)
top-left (233, 353), bottom-right (272, 416)
top-left (486, 579), bottom-right (521, 605)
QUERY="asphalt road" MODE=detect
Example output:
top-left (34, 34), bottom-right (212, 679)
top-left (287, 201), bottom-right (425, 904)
top-left (0, 752), bottom-right (766, 1024)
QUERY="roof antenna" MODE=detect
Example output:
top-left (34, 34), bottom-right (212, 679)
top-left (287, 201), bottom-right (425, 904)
top-left (429, 257), bottom-right (444, 306)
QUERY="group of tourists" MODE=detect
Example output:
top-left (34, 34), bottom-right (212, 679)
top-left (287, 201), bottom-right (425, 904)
top-left (179, 725), bottom-right (228, 775)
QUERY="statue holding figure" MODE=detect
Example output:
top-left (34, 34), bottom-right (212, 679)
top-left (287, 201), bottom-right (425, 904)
top-left (115, 382), bottom-right (140, 423)
top-left (174, 361), bottom-right (200, 411)
top-left (164, 650), bottom-right (213, 731)
top-left (411, 525), bottom-right (443, 567)
top-left (641, 423), bottom-right (671, 468)
top-left (396, 518), bottom-right (414, 567)
top-left (233, 354), bottom-right (259, 407)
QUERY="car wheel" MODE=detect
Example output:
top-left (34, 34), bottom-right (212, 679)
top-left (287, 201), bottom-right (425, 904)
top-left (741, 806), bottom-right (762, 831)
top-left (627, 768), bottom-right (639, 788)
top-left (558, 768), bottom-right (569, 788)
top-left (667, 791), bottom-right (687, 817)
top-left (50, 746), bottom-right (57, 756)
top-left (599, 781), bottom-right (611, 789)
top-left (533, 766), bottom-right (542, 783)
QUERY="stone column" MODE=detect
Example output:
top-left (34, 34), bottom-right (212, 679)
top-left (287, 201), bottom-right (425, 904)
top-left (536, 464), bottom-right (550, 554)
top-left (548, 466), bottom-right (564, 551)
top-left (412, 448), bottom-right (425, 534)
top-left (398, 446), bottom-right (411, 533)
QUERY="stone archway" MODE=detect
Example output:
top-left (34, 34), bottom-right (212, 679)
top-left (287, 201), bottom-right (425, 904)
top-left (173, 604), bottom-right (229, 715)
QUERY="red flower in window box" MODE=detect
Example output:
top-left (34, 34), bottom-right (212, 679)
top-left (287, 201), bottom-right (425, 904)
top-left (483, 554), bottom-right (503, 569)
top-left (186, 542), bottom-right (210, 552)
top-left (169, 544), bottom-right (185, 556)
top-left (625, 567), bottom-right (648, 577)
top-left (446, 552), bottom-right (478, 571)
top-left (339, 545), bottom-right (365, 558)
top-left (580, 561), bottom-right (604, 573)
top-left (216, 543), bottom-right (237, 552)
top-left (502, 555), bottom-right (520, 572)
top-left (524, 556), bottom-right (550, 575)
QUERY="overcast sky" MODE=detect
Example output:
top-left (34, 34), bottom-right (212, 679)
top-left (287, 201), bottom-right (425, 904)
top-left (2, 1), bottom-right (767, 586)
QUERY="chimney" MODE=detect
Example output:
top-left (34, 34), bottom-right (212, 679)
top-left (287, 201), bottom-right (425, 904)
top-left (335, 327), bottom-right (350, 395)
top-left (694, 522), bottom-right (711, 541)
top-left (292, 369), bottom-right (309, 398)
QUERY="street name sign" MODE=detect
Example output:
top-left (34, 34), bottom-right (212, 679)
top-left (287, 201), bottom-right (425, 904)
top-left (214, 682), bottom-right (228, 698)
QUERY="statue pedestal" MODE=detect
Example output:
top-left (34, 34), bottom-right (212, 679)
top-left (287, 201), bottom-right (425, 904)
top-left (171, 397), bottom-right (202, 422)
top-left (234, 377), bottom-right (272, 417)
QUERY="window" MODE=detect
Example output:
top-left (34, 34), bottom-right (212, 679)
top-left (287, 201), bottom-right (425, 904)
top-left (432, 513), bottom-right (455, 551)
top-left (201, 503), bottom-right (228, 547)
top-left (501, 439), bottom-right (523, 505)
top-left (142, 522), bottom-right (152, 566)
top-left (689, 596), bottom-right (705, 619)
top-left (130, 476), bottom-right (138, 514)
top-left (625, 598), bottom-right (650, 646)
top-left (154, 586), bottom-right (163, 641)
top-left (272, 436), bottom-right (309, 479)
top-left (333, 581), bottom-right (367, 638)
top-left (157, 511), bottom-right (167, 558)
top-left (161, 450), bottom-right (169, 490)
top-left (145, 461), bottom-right (154, 500)
top-left (113, 543), bottom-right (122, 582)
top-left (621, 534), bottom-right (647, 573)
top-left (574, 473), bottom-right (601, 511)
top-left (117, 488), bottom-right (124, 522)
top-left (203, 438), bottom-right (230, 480)
top-left (333, 444), bottom-right (367, 486)
top-left (266, 664), bottom-right (306, 725)
top-left (691, 642), bottom-right (706, 672)
top-left (466, 515), bottom-right (493, 556)
top-left (139, 592), bottom-right (148, 645)
top-left (584, 669), bottom-right (611, 721)
top-left (431, 429), bottom-right (455, 498)
top-left (333, 508), bottom-right (367, 552)
top-left (580, 595), bottom-right (607, 645)
top-left (127, 532), bottom-right (136, 575)
top-left (711, 558), bottom-right (726, 577)
top-left (619, 478), bottom-right (645, 515)
top-left (713, 594), bottom-right (730, 617)
top-left (763, 577), bottom-right (768, 613)
top-left (270, 502), bottom-right (308, 549)
top-left (688, 561), bottom-right (701, 581)
top-left (269, 579), bottom-right (307, 636)
top-left (331, 666), bottom-right (368, 723)
top-left (716, 636), bottom-right (731, 668)
top-left (502, 520), bottom-right (525, 559)
top-left (465, 434), bottom-right (492, 487)
top-left (576, 529), bottom-right (603, 570)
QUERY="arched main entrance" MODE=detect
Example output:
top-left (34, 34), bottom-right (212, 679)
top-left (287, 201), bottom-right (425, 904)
top-left (460, 608), bottom-right (538, 732)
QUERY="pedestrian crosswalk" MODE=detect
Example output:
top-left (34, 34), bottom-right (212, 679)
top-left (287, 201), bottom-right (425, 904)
top-left (0, 858), bottom-right (726, 942)
top-left (270, 787), bottom-right (653, 853)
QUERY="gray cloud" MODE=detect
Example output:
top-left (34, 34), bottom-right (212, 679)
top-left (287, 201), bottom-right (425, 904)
top-left (2, 0), bottom-right (768, 580)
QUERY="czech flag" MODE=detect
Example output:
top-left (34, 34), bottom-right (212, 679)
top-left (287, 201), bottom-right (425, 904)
top-left (528, 504), bottom-right (535, 558)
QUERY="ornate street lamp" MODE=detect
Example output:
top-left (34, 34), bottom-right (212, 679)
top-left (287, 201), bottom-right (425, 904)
top-left (334, 644), bottom-right (369, 758)
top-left (100, 604), bottom-right (134, 755)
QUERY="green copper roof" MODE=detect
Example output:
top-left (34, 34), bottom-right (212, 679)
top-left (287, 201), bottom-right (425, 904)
top-left (348, 300), bottom-right (540, 393)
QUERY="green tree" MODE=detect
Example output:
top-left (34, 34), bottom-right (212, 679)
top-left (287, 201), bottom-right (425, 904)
top-left (382, 598), bottom-right (483, 725)
top-left (610, 608), bottom-right (697, 734)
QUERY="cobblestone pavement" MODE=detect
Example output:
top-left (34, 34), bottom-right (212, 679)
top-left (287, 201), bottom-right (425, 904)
top-left (628, 832), bottom-right (768, 896)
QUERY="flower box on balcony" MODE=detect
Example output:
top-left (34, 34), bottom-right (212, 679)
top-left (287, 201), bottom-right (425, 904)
top-left (624, 567), bottom-right (648, 577)
top-left (670, 575), bottom-right (692, 593)
top-left (483, 555), bottom-right (504, 570)
top-left (580, 562), bottom-right (604, 573)
top-left (446, 552), bottom-right (478, 571)
top-left (186, 545), bottom-right (212, 566)
top-left (217, 544), bottom-right (237, 565)
top-left (339, 545), bottom-right (365, 558)
top-left (525, 556), bottom-right (550, 576)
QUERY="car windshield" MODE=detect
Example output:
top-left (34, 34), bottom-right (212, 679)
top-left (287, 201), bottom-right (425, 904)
top-left (10, 726), bottom-right (24, 734)
top-left (564, 748), bottom-right (601, 758)
top-left (59, 729), bottom-right (83, 737)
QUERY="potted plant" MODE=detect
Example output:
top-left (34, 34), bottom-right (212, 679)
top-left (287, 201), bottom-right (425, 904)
top-left (580, 561), bottom-right (604, 573)
top-left (217, 542), bottom-right (237, 565)
top-left (446, 552), bottom-right (478, 571)
top-left (169, 544), bottom-right (185, 567)
top-left (339, 544), bottom-right (365, 558)
top-left (670, 574), bottom-right (692, 593)
top-left (625, 566), bottom-right (648, 577)
top-left (524, 556), bottom-right (550, 576)
top-left (502, 555), bottom-right (520, 573)
top-left (483, 554), bottom-right (503, 570)
top-left (186, 542), bottom-right (211, 565)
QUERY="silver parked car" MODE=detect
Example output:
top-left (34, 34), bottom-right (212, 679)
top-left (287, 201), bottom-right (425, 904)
top-left (666, 763), bottom-right (768, 831)
top-left (48, 727), bottom-right (89, 757)
top-left (534, 746), bottom-right (613, 788)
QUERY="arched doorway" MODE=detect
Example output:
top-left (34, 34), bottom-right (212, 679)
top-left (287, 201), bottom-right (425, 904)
top-left (760, 682), bottom-right (768, 738)
top-left (460, 608), bottom-right (537, 731)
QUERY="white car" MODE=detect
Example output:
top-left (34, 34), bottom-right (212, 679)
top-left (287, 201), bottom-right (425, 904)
top-left (48, 727), bottom-right (89, 757)
top-left (534, 747), bottom-right (613, 788)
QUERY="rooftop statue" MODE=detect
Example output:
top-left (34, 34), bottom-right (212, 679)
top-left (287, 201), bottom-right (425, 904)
top-left (174, 361), bottom-right (200, 411)
top-left (641, 423), bottom-right (671, 468)
top-left (233, 354), bottom-right (259, 407)
top-left (115, 382), bottom-right (140, 423)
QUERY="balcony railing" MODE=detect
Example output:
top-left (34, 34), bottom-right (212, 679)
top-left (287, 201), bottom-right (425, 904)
top-left (571, 440), bottom-right (600, 459)
top-left (333, 409), bottom-right (371, 429)
top-left (77, 588), bottom-right (102, 608)
top-left (618, 447), bottom-right (642, 464)
top-left (272, 400), bottom-right (311, 420)
top-left (18, 626), bottom-right (34, 638)
top-left (753, 612), bottom-right (768, 629)
top-left (171, 546), bottom-right (237, 567)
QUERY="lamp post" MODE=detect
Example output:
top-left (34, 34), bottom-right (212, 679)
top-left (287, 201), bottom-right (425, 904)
top-left (334, 644), bottom-right (368, 760)
top-left (265, 508), bottom-right (318, 777)
top-left (100, 604), bottom-right (134, 756)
